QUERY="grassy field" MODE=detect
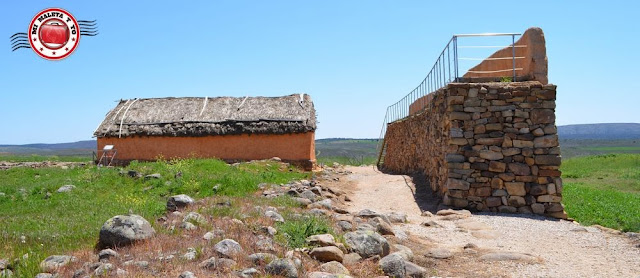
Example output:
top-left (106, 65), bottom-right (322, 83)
top-left (561, 154), bottom-right (640, 232)
top-left (560, 139), bottom-right (640, 159)
top-left (0, 158), bottom-right (309, 274)
top-left (316, 138), bottom-right (379, 166)
top-left (0, 154), bottom-right (92, 162)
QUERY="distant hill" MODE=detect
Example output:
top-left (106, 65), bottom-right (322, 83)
top-left (0, 140), bottom-right (95, 155)
top-left (558, 123), bottom-right (640, 140)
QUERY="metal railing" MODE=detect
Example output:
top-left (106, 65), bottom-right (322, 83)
top-left (376, 32), bottom-right (522, 165)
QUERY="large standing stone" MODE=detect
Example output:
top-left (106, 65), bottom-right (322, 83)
top-left (343, 230), bottom-right (390, 258)
top-left (99, 214), bottom-right (155, 247)
top-left (167, 194), bottom-right (194, 211)
top-left (40, 255), bottom-right (77, 273)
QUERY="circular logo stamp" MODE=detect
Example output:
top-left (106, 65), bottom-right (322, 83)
top-left (28, 8), bottom-right (80, 60)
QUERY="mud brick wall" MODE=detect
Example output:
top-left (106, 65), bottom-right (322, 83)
top-left (384, 81), bottom-right (566, 218)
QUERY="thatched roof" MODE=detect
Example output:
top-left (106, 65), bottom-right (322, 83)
top-left (94, 94), bottom-right (316, 138)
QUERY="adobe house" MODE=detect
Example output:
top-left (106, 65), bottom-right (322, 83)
top-left (93, 94), bottom-right (316, 169)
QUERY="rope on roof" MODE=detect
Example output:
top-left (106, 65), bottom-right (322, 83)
top-left (199, 96), bottom-right (208, 117)
top-left (118, 98), bottom-right (138, 138)
top-left (237, 96), bottom-right (248, 111)
top-left (298, 93), bottom-right (305, 108)
top-left (99, 99), bottom-right (130, 137)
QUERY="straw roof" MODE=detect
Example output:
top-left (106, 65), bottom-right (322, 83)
top-left (94, 94), bottom-right (316, 138)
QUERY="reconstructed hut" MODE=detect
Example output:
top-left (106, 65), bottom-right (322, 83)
top-left (93, 94), bottom-right (316, 168)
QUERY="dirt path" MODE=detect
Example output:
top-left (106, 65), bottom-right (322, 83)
top-left (339, 166), bottom-right (640, 278)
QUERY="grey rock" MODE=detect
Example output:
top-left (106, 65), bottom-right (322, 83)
top-left (337, 221), bottom-right (353, 232)
top-left (144, 173), bottom-right (161, 180)
top-left (248, 253), bottom-right (277, 265)
top-left (356, 209), bottom-right (391, 224)
top-left (214, 239), bottom-right (243, 258)
top-left (182, 248), bottom-right (197, 261)
top-left (56, 185), bottom-right (75, 193)
top-left (425, 248), bottom-right (453, 259)
top-left (292, 197), bottom-right (312, 206)
top-left (405, 261), bottom-right (427, 278)
top-left (343, 230), bottom-right (390, 258)
top-left (421, 220), bottom-right (443, 228)
top-left (178, 271), bottom-right (196, 278)
top-left (342, 252), bottom-right (362, 265)
top-left (99, 214), bottom-right (155, 247)
top-left (183, 212), bottom-right (208, 225)
top-left (299, 190), bottom-right (318, 202)
top-left (0, 259), bottom-right (8, 270)
top-left (369, 217), bottom-right (395, 236)
top-left (35, 273), bottom-right (53, 278)
top-left (94, 263), bottom-right (114, 276)
top-left (255, 236), bottom-right (275, 251)
top-left (265, 259), bottom-right (298, 278)
top-left (238, 268), bottom-right (259, 277)
top-left (319, 261), bottom-right (350, 275)
top-left (356, 223), bottom-right (376, 232)
top-left (98, 249), bottom-right (118, 262)
top-left (479, 252), bottom-right (538, 262)
top-left (167, 194), bottom-right (194, 211)
top-left (265, 210), bottom-right (285, 223)
top-left (393, 245), bottom-right (414, 261)
top-left (199, 257), bottom-right (237, 270)
top-left (180, 222), bottom-right (197, 230)
top-left (387, 212), bottom-right (408, 223)
top-left (40, 255), bottom-right (77, 273)
top-left (379, 253), bottom-right (406, 278)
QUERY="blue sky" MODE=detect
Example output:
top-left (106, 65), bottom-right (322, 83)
top-left (1, 1), bottom-right (638, 144)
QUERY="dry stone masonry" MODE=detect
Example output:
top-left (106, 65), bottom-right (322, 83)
top-left (384, 81), bottom-right (566, 218)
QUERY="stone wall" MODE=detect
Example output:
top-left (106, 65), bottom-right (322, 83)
top-left (383, 81), bottom-right (566, 218)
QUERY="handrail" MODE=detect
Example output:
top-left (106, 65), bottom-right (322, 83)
top-left (376, 32), bottom-right (523, 166)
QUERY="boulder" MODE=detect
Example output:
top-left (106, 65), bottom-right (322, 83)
top-left (369, 217), bottom-right (395, 236)
top-left (265, 258), bottom-right (298, 278)
top-left (214, 239), bottom-right (243, 258)
top-left (99, 214), bottom-right (155, 248)
top-left (306, 234), bottom-right (336, 247)
top-left (167, 194), bottom-right (194, 211)
top-left (405, 261), bottom-right (427, 278)
top-left (265, 210), bottom-right (285, 223)
top-left (343, 230), bottom-right (390, 258)
top-left (379, 253), bottom-right (406, 278)
top-left (98, 248), bottom-right (118, 262)
top-left (248, 253), bottom-right (277, 265)
top-left (386, 212), bottom-right (408, 223)
top-left (178, 271), bottom-right (196, 278)
top-left (319, 261), bottom-right (350, 275)
top-left (309, 246), bottom-right (344, 263)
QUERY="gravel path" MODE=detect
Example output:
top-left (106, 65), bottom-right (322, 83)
top-left (342, 166), bottom-right (640, 278)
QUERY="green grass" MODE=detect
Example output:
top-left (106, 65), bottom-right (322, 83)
top-left (561, 154), bottom-right (640, 232)
top-left (0, 154), bottom-right (92, 162)
top-left (0, 158), bottom-right (308, 276)
top-left (275, 215), bottom-right (334, 248)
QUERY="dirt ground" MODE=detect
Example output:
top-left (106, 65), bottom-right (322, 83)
top-left (326, 165), bottom-right (640, 278)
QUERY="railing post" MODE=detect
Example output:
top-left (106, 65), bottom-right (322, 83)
top-left (453, 36), bottom-right (458, 82)
top-left (512, 34), bottom-right (516, 82)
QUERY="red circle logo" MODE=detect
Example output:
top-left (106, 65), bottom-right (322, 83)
top-left (28, 8), bottom-right (80, 60)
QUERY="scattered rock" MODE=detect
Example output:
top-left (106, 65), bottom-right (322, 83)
top-left (56, 185), bottom-right (75, 193)
top-left (421, 211), bottom-right (434, 217)
top-left (292, 197), bottom-right (312, 206)
top-left (144, 173), bottom-right (161, 180)
top-left (342, 253), bottom-right (362, 265)
top-left (214, 239), bottom-right (243, 258)
top-left (337, 221), bottom-right (353, 232)
top-left (40, 255), bottom-right (77, 273)
top-left (248, 253), bottom-right (277, 265)
top-left (306, 234), bottom-right (336, 247)
top-left (265, 210), bottom-right (285, 223)
top-left (299, 190), bottom-right (318, 202)
top-left (34, 273), bottom-right (53, 278)
top-left (178, 271), bottom-right (196, 278)
top-left (319, 261), bottom-right (350, 275)
top-left (99, 214), bottom-right (155, 248)
top-left (436, 209), bottom-right (471, 220)
top-left (167, 194), bottom-right (194, 211)
top-left (265, 258), bottom-right (298, 278)
top-left (98, 249), bottom-right (118, 262)
top-left (393, 244), bottom-right (414, 261)
top-left (93, 263), bottom-right (114, 276)
top-left (479, 252), bottom-right (539, 262)
top-left (425, 248), bottom-right (453, 259)
top-left (421, 220), bottom-right (443, 228)
top-left (386, 212), bottom-right (408, 223)
top-left (405, 261), bottom-right (427, 278)
top-left (344, 230), bottom-right (390, 258)
top-left (379, 253), bottom-right (406, 278)
top-left (183, 212), bottom-right (208, 225)
top-left (310, 246), bottom-right (344, 262)
top-left (182, 248), bottom-right (197, 261)
top-left (237, 267), bottom-right (259, 278)
top-left (369, 217), bottom-right (395, 236)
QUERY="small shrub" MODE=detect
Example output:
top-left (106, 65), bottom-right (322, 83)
top-left (276, 215), bottom-right (333, 248)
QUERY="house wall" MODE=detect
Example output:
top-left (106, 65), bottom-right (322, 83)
top-left (383, 81), bottom-right (565, 218)
top-left (97, 132), bottom-right (316, 169)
